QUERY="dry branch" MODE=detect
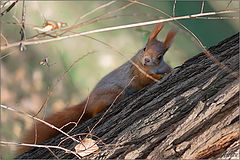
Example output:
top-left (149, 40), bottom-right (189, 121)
top-left (1, 0), bottom-right (19, 16)
top-left (17, 33), bottom-right (239, 159)
top-left (1, 104), bottom-right (79, 144)
top-left (33, 51), bottom-right (95, 117)
top-left (1, 9), bottom-right (237, 51)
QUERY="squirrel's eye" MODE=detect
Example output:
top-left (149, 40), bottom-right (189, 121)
top-left (143, 47), bottom-right (146, 51)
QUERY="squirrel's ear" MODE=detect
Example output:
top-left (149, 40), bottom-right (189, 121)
top-left (163, 29), bottom-right (177, 49)
top-left (147, 23), bottom-right (164, 44)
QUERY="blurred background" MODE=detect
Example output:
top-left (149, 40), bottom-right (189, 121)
top-left (1, 1), bottom-right (238, 159)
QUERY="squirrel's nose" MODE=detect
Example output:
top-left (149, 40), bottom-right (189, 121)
top-left (144, 57), bottom-right (150, 64)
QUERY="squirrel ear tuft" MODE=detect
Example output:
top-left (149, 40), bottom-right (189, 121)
top-left (147, 23), bottom-right (164, 44)
top-left (163, 29), bottom-right (177, 49)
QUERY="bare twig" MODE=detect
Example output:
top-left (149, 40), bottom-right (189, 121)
top-left (56, 76), bottom-right (141, 147)
top-left (10, 15), bottom-right (27, 53)
top-left (87, 76), bottom-right (136, 137)
top-left (12, 15), bottom-right (26, 38)
top-left (174, 19), bottom-right (238, 78)
top-left (33, 51), bottom-right (95, 117)
top-left (11, 15), bottom-right (27, 53)
top-left (196, 16), bottom-right (238, 20)
top-left (74, 0), bottom-right (116, 24)
top-left (0, 141), bottom-right (81, 159)
top-left (1, 33), bottom-right (8, 46)
top-left (19, 0), bottom-right (26, 51)
top-left (226, 0), bottom-right (233, 9)
top-left (58, 2), bottom-right (134, 37)
top-left (46, 148), bottom-right (60, 160)
top-left (27, 2), bottom-right (133, 42)
top-left (10, 14), bottom-right (27, 53)
top-left (58, 94), bottom-right (90, 134)
top-left (30, 12), bottom-right (153, 40)
top-left (67, 94), bottom-right (90, 133)
top-left (82, 35), bottom-right (159, 82)
top-left (1, 21), bottom-right (35, 27)
top-left (20, 0), bottom-right (26, 40)
top-left (34, 120), bottom-right (37, 145)
top-left (1, 9), bottom-right (237, 51)
top-left (1, 13), bottom-right (156, 28)
top-left (201, 0), bottom-right (204, 14)
top-left (1, 104), bottom-right (79, 144)
top-left (0, 48), bottom-right (20, 60)
top-left (173, 0), bottom-right (176, 17)
top-left (1, 0), bottom-right (18, 16)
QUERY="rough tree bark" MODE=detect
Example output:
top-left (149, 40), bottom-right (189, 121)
top-left (18, 33), bottom-right (239, 159)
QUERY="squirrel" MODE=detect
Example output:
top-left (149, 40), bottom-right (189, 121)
top-left (18, 23), bottom-right (176, 155)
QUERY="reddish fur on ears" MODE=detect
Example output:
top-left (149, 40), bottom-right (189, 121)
top-left (147, 23), bottom-right (164, 44)
top-left (163, 30), bottom-right (177, 49)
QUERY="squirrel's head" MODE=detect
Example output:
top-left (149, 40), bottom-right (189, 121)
top-left (140, 23), bottom-right (177, 67)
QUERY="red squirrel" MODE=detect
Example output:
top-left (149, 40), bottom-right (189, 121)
top-left (18, 23), bottom-right (176, 154)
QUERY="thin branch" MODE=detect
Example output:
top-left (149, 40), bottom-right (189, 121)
top-left (1, 104), bottom-right (79, 144)
top-left (1, 21), bottom-right (36, 27)
top-left (58, 94), bottom-right (90, 134)
top-left (82, 35), bottom-right (159, 82)
top-left (12, 15), bottom-right (26, 39)
top-left (226, 0), bottom-right (233, 9)
top-left (74, 0), bottom-right (116, 24)
top-left (11, 15), bottom-right (27, 52)
top-left (19, 0), bottom-right (26, 51)
top-left (196, 16), bottom-right (238, 20)
top-left (0, 48), bottom-right (20, 60)
top-left (173, 0), bottom-right (176, 17)
top-left (201, 0), bottom-right (204, 14)
top-left (29, 12), bottom-right (152, 40)
top-left (173, 19), bottom-right (238, 78)
top-left (34, 120), bottom-right (37, 145)
top-left (87, 76), bottom-right (136, 137)
top-left (46, 148), bottom-right (60, 160)
top-left (1, 0), bottom-right (18, 16)
top-left (1, 13), bottom-right (156, 27)
top-left (58, 2), bottom-right (134, 37)
top-left (20, 0), bottom-right (26, 40)
top-left (67, 94), bottom-right (90, 133)
top-left (34, 51), bottom-right (95, 117)
top-left (1, 9), bottom-right (237, 51)
top-left (0, 141), bottom-right (81, 159)
top-left (1, 33), bottom-right (8, 45)
top-left (27, 2), bottom-right (133, 42)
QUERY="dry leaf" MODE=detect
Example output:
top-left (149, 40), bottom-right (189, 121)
top-left (40, 58), bottom-right (49, 66)
top-left (33, 25), bottom-right (53, 32)
top-left (33, 20), bottom-right (67, 33)
top-left (75, 137), bottom-right (99, 157)
top-left (45, 20), bottom-right (68, 30)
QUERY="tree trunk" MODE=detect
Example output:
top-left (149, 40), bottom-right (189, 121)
top-left (18, 33), bottom-right (239, 159)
